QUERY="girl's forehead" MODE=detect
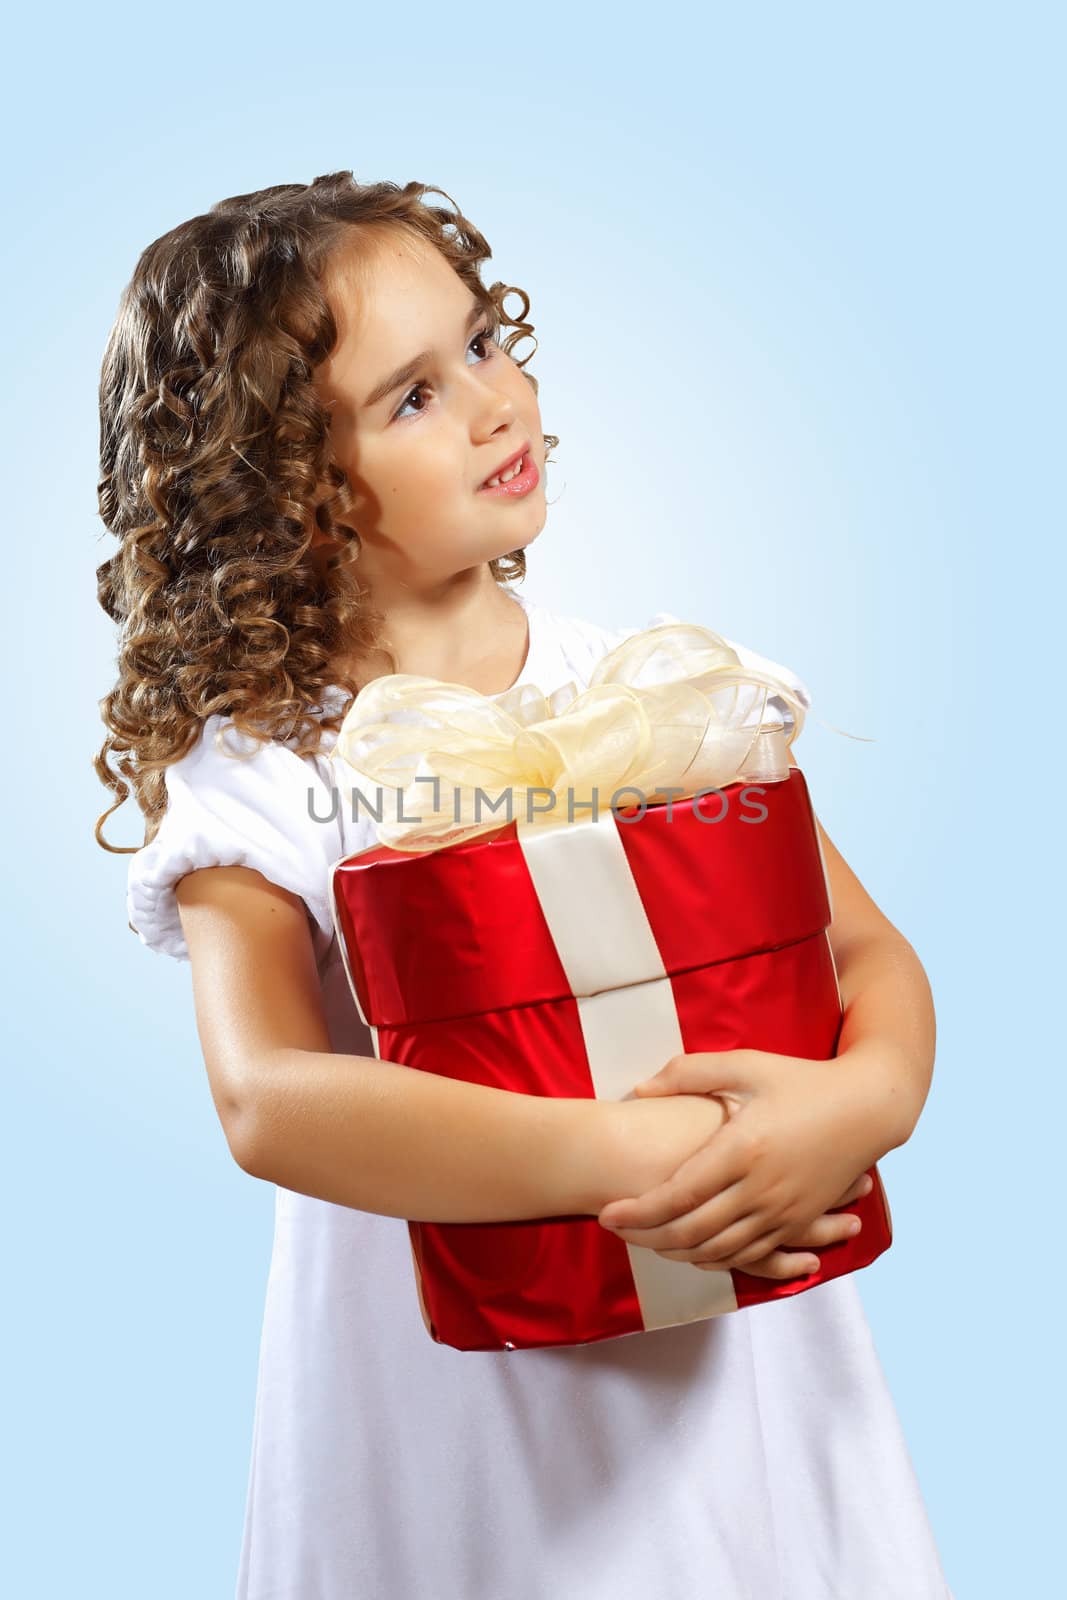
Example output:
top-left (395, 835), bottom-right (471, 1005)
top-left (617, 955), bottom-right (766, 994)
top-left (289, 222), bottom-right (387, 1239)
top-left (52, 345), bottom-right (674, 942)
top-left (325, 228), bottom-right (443, 321)
top-left (323, 234), bottom-right (470, 362)
top-left (315, 232), bottom-right (469, 405)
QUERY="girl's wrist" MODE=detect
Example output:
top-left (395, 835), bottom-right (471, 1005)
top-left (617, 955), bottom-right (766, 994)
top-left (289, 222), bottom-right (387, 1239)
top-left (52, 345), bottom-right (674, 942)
top-left (571, 1094), bottom-right (729, 1216)
top-left (518, 1095), bottom-right (626, 1218)
top-left (560, 1097), bottom-right (666, 1216)
top-left (564, 1098), bottom-right (631, 1215)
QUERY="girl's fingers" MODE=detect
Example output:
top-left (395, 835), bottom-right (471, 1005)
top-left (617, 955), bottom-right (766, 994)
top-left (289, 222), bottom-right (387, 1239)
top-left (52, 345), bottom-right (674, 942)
top-left (698, 1247), bottom-right (822, 1281)
top-left (660, 1205), bottom-right (864, 1270)
top-left (655, 1211), bottom-right (768, 1265)
top-left (649, 1174), bottom-right (875, 1269)
top-left (779, 1209), bottom-right (863, 1251)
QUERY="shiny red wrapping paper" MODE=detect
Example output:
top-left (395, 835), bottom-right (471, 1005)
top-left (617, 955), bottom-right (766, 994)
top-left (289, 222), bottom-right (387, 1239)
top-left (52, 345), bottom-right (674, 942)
top-left (329, 768), bottom-right (892, 1352)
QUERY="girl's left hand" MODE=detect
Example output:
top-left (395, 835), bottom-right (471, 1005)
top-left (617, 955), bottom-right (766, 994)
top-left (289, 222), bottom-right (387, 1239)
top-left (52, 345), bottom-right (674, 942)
top-left (596, 1048), bottom-right (883, 1268)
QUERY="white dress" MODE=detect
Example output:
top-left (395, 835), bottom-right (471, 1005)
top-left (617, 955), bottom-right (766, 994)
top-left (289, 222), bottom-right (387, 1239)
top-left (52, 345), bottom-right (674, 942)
top-left (127, 589), bottom-right (953, 1600)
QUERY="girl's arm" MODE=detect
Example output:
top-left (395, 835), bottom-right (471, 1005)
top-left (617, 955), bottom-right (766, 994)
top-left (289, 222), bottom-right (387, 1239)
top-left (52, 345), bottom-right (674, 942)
top-left (595, 774), bottom-right (939, 1257)
top-left (811, 740), bottom-right (937, 1153)
top-left (821, 822), bottom-right (936, 1152)
top-left (634, 748), bottom-right (939, 1155)
top-left (175, 864), bottom-right (728, 1226)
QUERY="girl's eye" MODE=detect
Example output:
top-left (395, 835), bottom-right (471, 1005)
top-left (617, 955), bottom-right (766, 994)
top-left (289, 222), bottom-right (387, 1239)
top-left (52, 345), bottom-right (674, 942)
top-left (391, 323), bottom-right (500, 422)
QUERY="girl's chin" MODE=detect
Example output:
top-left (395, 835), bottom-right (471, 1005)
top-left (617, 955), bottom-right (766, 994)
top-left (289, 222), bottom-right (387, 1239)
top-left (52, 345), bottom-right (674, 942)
top-left (501, 522), bottom-right (543, 554)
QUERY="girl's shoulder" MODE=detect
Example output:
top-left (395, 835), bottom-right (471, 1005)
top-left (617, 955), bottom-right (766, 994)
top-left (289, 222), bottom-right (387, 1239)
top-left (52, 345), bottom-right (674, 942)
top-left (513, 591), bottom-right (681, 690)
top-left (126, 713), bottom-right (342, 965)
top-left (553, 606), bottom-right (682, 661)
top-left (525, 597), bottom-right (812, 721)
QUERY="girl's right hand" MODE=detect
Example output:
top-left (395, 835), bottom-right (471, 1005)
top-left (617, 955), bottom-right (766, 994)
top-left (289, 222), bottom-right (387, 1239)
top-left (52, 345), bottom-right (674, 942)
top-left (738, 1168), bottom-right (873, 1281)
top-left (599, 1095), bottom-right (869, 1282)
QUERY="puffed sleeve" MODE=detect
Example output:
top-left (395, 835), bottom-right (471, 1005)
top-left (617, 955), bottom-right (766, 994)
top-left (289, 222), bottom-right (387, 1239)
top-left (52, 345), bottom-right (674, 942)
top-left (126, 716), bottom-right (344, 965)
top-left (644, 609), bottom-right (813, 736)
top-left (720, 634), bottom-right (812, 737)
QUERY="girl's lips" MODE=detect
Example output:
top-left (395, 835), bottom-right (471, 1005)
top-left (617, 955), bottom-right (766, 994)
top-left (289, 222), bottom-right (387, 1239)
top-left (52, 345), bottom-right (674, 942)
top-left (477, 450), bottom-right (540, 499)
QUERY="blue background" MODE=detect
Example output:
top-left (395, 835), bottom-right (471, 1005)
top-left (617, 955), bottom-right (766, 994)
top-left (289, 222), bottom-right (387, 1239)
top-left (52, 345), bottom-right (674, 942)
top-left (6, 2), bottom-right (1061, 1593)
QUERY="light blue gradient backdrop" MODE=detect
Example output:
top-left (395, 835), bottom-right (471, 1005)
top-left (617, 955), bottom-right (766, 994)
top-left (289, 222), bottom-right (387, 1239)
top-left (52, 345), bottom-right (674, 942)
top-left (6, 3), bottom-right (1060, 1595)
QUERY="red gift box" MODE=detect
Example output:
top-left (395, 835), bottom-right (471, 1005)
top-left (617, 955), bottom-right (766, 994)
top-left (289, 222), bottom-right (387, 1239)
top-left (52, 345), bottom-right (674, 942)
top-left (329, 766), bottom-right (892, 1353)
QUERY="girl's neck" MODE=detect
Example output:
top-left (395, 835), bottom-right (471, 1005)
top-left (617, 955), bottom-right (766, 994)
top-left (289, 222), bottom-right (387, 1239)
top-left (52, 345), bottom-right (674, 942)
top-left (329, 580), bottom-right (529, 698)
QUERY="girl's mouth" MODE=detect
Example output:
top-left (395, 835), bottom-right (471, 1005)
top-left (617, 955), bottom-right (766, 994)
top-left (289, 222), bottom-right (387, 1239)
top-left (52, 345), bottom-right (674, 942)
top-left (477, 451), bottom-right (540, 499)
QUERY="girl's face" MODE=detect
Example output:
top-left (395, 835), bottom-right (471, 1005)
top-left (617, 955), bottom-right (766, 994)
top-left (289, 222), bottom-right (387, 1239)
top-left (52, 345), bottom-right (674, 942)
top-left (312, 232), bottom-right (547, 587)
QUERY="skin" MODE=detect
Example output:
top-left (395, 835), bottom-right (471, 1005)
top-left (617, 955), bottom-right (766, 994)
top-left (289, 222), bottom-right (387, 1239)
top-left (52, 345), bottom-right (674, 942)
top-left (309, 228), bottom-right (549, 694)
top-left (309, 227), bottom-right (931, 1274)
top-left (178, 224), bottom-right (928, 1282)
top-left (597, 750), bottom-right (938, 1270)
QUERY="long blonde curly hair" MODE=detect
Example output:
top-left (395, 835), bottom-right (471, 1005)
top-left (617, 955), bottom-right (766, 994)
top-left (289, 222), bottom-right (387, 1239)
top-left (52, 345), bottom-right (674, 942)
top-left (94, 171), bottom-right (558, 854)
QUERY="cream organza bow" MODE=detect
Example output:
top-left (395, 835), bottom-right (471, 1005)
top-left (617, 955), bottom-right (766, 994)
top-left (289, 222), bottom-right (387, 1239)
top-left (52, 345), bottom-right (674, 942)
top-left (328, 621), bottom-right (809, 853)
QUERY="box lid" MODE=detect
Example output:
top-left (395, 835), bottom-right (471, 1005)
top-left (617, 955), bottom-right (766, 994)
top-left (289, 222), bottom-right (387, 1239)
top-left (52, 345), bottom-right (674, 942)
top-left (330, 769), bottom-right (830, 1029)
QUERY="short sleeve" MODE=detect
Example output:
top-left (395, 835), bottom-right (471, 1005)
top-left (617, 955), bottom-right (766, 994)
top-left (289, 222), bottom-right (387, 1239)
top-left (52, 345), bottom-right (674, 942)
top-left (126, 717), bottom-right (344, 964)
top-left (607, 608), bottom-right (813, 736)
top-left (719, 634), bottom-right (813, 737)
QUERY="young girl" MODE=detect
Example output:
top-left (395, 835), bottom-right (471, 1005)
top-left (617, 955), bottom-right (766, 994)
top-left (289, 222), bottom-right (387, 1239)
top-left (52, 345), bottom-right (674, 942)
top-left (96, 173), bottom-right (953, 1599)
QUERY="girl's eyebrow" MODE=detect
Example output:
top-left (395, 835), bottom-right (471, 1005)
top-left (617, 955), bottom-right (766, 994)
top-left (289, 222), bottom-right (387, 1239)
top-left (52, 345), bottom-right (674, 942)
top-left (362, 300), bottom-right (487, 411)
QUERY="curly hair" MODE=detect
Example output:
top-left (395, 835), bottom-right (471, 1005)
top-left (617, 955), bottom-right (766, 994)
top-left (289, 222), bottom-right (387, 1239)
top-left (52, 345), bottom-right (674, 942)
top-left (93, 171), bottom-right (559, 855)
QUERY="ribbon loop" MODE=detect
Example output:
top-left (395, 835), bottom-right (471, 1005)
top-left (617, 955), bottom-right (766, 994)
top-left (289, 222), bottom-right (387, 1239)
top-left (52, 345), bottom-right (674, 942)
top-left (329, 621), bottom-right (809, 852)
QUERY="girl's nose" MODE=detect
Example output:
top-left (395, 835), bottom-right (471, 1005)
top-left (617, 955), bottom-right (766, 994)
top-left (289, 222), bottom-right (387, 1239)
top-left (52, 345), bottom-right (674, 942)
top-left (468, 371), bottom-right (517, 437)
